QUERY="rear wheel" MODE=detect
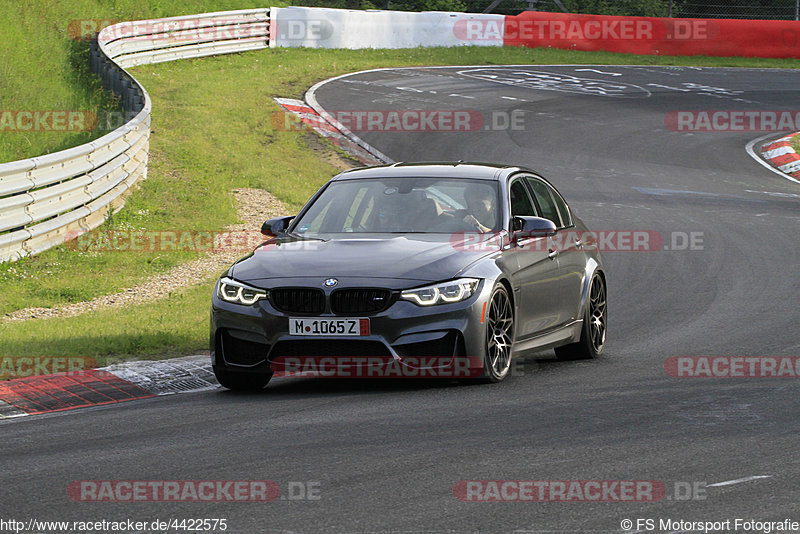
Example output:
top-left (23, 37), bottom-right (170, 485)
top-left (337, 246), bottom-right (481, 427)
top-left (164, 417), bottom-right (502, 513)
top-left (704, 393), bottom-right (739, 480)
top-left (480, 284), bottom-right (514, 383)
top-left (555, 273), bottom-right (606, 361)
top-left (213, 367), bottom-right (272, 391)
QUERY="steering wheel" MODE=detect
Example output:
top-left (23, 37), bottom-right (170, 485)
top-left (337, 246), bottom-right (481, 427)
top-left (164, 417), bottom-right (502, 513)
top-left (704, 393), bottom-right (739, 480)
top-left (464, 214), bottom-right (485, 232)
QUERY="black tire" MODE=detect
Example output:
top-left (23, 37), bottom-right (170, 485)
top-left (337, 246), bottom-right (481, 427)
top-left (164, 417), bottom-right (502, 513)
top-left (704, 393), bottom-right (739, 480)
top-left (555, 273), bottom-right (606, 361)
top-left (213, 367), bottom-right (272, 391)
top-left (480, 284), bottom-right (514, 383)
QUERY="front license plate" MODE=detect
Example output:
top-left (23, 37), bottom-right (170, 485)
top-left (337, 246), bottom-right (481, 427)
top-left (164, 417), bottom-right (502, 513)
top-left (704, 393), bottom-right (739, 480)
top-left (289, 318), bottom-right (370, 336)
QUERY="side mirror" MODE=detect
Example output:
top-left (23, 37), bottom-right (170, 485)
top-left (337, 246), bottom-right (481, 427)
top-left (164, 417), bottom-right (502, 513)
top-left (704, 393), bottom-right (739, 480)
top-left (512, 216), bottom-right (557, 241)
top-left (261, 215), bottom-right (295, 237)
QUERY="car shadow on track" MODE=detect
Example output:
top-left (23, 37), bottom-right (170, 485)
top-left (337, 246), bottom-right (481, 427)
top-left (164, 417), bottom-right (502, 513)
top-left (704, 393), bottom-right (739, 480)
top-left (214, 352), bottom-right (600, 397)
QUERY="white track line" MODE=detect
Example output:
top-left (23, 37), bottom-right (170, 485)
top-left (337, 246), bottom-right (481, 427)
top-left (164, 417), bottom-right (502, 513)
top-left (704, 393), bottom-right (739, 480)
top-left (707, 475), bottom-right (772, 487)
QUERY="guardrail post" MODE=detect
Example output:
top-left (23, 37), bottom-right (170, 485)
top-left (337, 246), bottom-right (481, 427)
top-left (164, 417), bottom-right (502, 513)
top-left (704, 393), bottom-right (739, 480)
top-left (90, 36), bottom-right (99, 73)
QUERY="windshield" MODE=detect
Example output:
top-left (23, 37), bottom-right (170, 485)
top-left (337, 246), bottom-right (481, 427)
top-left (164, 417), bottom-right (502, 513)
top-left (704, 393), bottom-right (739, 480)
top-left (292, 177), bottom-right (501, 235)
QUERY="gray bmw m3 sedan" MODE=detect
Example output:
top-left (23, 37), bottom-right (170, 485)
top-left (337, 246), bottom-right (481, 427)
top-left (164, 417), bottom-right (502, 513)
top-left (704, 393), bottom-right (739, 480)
top-left (210, 162), bottom-right (606, 390)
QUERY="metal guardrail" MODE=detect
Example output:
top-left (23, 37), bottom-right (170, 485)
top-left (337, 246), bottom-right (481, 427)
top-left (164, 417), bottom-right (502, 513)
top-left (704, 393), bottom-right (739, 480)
top-left (0, 9), bottom-right (270, 262)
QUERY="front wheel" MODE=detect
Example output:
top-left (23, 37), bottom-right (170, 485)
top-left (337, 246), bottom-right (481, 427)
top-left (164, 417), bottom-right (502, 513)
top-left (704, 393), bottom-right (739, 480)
top-left (480, 284), bottom-right (514, 383)
top-left (555, 273), bottom-right (606, 361)
top-left (213, 367), bottom-right (272, 391)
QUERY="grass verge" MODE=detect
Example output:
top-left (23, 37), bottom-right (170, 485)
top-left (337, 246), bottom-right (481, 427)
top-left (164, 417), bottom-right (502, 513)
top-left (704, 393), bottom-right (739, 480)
top-left (0, 0), bottom-right (271, 164)
top-left (790, 134), bottom-right (800, 153)
top-left (0, 281), bottom-right (212, 364)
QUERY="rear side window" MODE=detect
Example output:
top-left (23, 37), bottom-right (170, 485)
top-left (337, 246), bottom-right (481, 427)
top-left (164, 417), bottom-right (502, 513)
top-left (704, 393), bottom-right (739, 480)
top-left (526, 178), bottom-right (562, 228)
top-left (509, 180), bottom-right (536, 217)
top-left (550, 188), bottom-right (573, 228)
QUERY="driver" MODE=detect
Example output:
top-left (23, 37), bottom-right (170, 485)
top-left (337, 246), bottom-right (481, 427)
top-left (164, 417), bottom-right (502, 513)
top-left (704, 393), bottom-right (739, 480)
top-left (463, 186), bottom-right (496, 232)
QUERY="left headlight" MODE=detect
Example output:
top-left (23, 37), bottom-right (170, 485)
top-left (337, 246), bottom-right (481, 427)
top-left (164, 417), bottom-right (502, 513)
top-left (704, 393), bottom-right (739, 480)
top-left (217, 277), bottom-right (267, 305)
top-left (400, 278), bottom-right (480, 306)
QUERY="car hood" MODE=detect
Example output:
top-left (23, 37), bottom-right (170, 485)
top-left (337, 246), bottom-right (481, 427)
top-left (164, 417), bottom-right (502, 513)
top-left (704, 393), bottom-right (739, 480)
top-left (229, 233), bottom-right (501, 288)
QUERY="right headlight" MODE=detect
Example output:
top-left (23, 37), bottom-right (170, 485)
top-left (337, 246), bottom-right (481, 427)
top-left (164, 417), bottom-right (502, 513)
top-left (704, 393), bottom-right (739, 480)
top-left (400, 278), bottom-right (480, 306)
top-left (217, 277), bottom-right (267, 305)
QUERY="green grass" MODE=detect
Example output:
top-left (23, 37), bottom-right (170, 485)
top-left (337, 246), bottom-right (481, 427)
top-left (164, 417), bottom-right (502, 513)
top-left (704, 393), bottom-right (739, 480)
top-left (0, 280), bottom-right (213, 364)
top-left (791, 134), bottom-right (800, 153)
top-left (2, 0), bottom-right (800, 361)
top-left (0, 0), bottom-right (271, 164)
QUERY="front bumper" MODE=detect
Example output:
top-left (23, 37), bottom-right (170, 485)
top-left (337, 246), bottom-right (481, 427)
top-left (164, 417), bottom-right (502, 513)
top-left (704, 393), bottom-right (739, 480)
top-left (210, 280), bottom-right (492, 377)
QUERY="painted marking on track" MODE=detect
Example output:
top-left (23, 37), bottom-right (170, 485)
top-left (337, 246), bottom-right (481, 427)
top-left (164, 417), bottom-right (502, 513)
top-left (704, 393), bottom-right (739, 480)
top-left (745, 189), bottom-right (800, 199)
top-left (647, 83), bottom-right (691, 92)
top-left (679, 82), bottom-right (756, 103)
top-left (458, 68), bottom-right (651, 98)
top-left (575, 68), bottom-right (622, 76)
top-left (633, 186), bottom-right (767, 202)
top-left (0, 399), bottom-right (27, 419)
top-left (707, 475), bottom-right (772, 487)
top-left (682, 82), bottom-right (744, 96)
top-left (625, 66), bottom-right (682, 77)
top-left (634, 187), bottom-right (723, 197)
top-left (396, 86), bottom-right (423, 93)
top-left (449, 93), bottom-right (475, 99)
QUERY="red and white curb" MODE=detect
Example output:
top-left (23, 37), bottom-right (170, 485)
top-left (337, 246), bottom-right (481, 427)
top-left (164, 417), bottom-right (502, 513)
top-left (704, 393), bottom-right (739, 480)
top-left (0, 355), bottom-right (217, 419)
top-left (273, 97), bottom-right (388, 166)
top-left (761, 133), bottom-right (800, 178)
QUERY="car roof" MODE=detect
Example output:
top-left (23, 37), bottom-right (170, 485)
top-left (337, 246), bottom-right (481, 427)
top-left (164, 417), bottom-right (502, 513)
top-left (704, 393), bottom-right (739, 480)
top-left (330, 162), bottom-right (531, 182)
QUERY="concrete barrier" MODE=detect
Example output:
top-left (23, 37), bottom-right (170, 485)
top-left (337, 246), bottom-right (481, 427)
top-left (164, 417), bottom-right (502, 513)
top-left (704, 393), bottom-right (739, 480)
top-left (271, 6), bottom-right (503, 48)
top-left (503, 11), bottom-right (800, 59)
